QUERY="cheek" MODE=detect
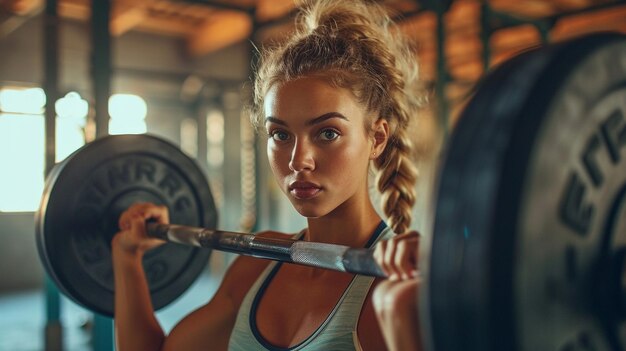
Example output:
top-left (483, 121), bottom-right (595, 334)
top-left (326, 140), bottom-right (371, 177)
top-left (267, 144), bottom-right (288, 176)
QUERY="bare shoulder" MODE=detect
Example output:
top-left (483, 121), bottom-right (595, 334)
top-left (219, 230), bottom-right (296, 299)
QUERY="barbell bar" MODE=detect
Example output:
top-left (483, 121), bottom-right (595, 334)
top-left (147, 222), bottom-right (386, 277)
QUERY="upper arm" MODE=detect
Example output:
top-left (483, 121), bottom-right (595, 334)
top-left (162, 286), bottom-right (238, 351)
top-left (162, 253), bottom-right (271, 351)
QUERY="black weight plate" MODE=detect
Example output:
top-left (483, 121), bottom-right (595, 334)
top-left (36, 134), bottom-right (217, 316)
top-left (426, 33), bottom-right (626, 351)
top-left (515, 36), bottom-right (626, 351)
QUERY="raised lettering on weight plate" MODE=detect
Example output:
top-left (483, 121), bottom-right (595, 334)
top-left (557, 109), bottom-right (623, 236)
top-left (559, 172), bottom-right (594, 236)
top-left (582, 134), bottom-right (603, 188)
top-left (107, 162), bottom-right (131, 188)
top-left (135, 160), bottom-right (156, 183)
top-left (600, 109), bottom-right (626, 164)
top-left (75, 231), bottom-right (106, 265)
top-left (158, 172), bottom-right (182, 197)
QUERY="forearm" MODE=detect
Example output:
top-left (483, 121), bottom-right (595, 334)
top-left (373, 279), bottom-right (422, 351)
top-left (113, 248), bottom-right (165, 351)
top-left (381, 310), bottom-right (421, 351)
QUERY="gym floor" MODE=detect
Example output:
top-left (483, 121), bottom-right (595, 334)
top-left (0, 268), bottom-right (223, 351)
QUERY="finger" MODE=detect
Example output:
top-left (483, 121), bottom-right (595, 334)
top-left (126, 202), bottom-right (169, 224)
top-left (394, 240), bottom-right (415, 280)
top-left (118, 203), bottom-right (169, 230)
top-left (129, 213), bottom-right (163, 249)
top-left (374, 241), bottom-right (392, 278)
top-left (118, 211), bottom-right (132, 231)
top-left (396, 230), bottom-right (420, 241)
top-left (118, 219), bottom-right (130, 231)
top-left (118, 203), bottom-right (145, 230)
top-left (409, 232), bottom-right (421, 277)
top-left (393, 231), bottom-right (420, 278)
top-left (139, 204), bottom-right (170, 224)
top-left (408, 236), bottom-right (421, 277)
top-left (129, 214), bottom-right (147, 238)
top-left (384, 237), bottom-right (400, 281)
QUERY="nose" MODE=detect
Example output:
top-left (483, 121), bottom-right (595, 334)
top-left (289, 139), bottom-right (315, 172)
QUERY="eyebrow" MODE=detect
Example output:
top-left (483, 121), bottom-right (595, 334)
top-left (265, 112), bottom-right (349, 127)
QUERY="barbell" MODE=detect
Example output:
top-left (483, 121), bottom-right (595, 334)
top-left (35, 33), bottom-right (626, 351)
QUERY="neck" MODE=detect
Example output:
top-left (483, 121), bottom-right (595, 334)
top-left (304, 197), bottom-right (382, 248)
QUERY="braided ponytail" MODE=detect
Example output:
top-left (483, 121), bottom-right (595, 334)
top-left (375, 129), bottom-right (418, 233)
top-left (251, 0), bottom-right (423, 233)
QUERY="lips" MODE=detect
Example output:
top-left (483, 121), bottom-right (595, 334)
top-left (289, 181), bottom-right (322, 199)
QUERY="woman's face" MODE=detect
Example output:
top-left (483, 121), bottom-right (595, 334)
top-left (264, 76), bottom-right (376, 218)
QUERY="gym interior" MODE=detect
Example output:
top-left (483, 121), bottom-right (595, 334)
top-left (0, 0), bottom-right (625, 350)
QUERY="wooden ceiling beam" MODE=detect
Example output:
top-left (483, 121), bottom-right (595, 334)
top-left (58, 0), bottom-right (151, 36)
top-left (1, 0), bottom-right (42, 15)
top-left (490, 0), bottom-right (557, 19)
top-left (490, 24), bottom-right (541, 53)
top-left (255, 0), bottom-right (295, 23)
top-left (136, 14), bottom-right (195, 36)
top-left (187, 10), bottom-right (252, 57)
top-left (110, 5), bottom-right (148, 36)
top-left (58, 0), bottom-right (89, 20)
top-left (174, 0), bottom-right (250, 12)
top-left (551, 4), bottom-right (626, 39)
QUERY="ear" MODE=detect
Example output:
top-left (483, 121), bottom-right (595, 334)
top-left (370, 118), bottom-right (389, 160)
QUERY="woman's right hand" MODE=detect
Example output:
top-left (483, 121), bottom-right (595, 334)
top-left (112, 202), bottom-right (170, 256)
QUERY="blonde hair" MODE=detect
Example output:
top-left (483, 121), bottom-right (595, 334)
top-left (251, 0), bottom-right (422, 233)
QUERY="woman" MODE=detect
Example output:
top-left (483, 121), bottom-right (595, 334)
top-left (112, 0), bottom-right (422, 350)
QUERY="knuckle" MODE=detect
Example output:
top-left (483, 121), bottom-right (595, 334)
top-left (394, 258), bottom-right (403, 271)
top-left (395, 244), bottom-right (406, 259)
top-left (383, 251), bottom-right (393, 264)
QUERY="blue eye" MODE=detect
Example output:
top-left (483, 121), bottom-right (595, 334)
top-left (320, 129), bottom-right (340, 141)
top-left (270, 130), bottom-right (290, 141)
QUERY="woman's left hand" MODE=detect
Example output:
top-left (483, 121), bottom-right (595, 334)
top-left (372, 230), bottom-right (422, 350)
top-left (373, 230), bottom-right (420, 280)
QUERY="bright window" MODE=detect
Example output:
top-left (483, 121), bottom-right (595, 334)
top-left (56, 92), bottom-right (88, 161)
top-left (109, 94), bottom-right (147, 135)
top-left (0, 87), bottom-right (46, 114)
top-left (0, 88), bottom-right (88, 212)
top-left (0, 113), bottom-right (45, 212)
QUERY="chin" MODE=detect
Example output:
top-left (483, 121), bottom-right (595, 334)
top-left (290, 201), bottom-right (329, 219)
top-left (294, 207), bottom-right (325, 219)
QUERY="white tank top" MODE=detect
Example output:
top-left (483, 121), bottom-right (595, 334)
top-left (228, 222), bottom-right (394, 351)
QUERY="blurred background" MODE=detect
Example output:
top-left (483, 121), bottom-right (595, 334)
top-left (0, 0), bottom-right (625, 349)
